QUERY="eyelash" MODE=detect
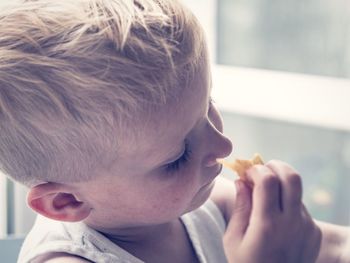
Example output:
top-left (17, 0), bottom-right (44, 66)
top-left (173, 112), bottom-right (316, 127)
top-left (165, 142), bottom-right (192, 173)
top-left (164, 98), bottom-right (213, 174)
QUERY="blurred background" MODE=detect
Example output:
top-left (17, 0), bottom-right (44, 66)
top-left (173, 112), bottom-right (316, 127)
top-left (1, 0), bottom-right (350, 239)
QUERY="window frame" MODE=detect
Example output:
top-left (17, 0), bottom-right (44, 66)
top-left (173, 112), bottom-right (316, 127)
top-left (185, 0), bottom-right (350, 132)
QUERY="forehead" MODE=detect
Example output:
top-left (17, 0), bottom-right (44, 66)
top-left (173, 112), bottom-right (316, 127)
top-left (116, 60), bottom-right (210, 170)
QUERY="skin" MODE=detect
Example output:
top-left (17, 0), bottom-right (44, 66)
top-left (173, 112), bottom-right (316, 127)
top-left (27, 53), bottom-right (349, 263)
top-left (224, 161), bottom-right (322, 263)
top-left (28, 55), bottom-right (234, 262)
top-left (72, 57), bottom-right (233, 233)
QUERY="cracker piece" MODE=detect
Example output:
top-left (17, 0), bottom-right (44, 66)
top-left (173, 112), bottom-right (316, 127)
top-left (218, 153), bottom-right (264, 181)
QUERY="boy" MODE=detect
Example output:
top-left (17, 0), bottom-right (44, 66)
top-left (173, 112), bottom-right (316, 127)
top-left (0, 0), bottom-right (348, 262)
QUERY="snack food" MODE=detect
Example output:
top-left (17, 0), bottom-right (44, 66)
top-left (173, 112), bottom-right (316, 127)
top-left (218, 153), bottom-right (264, 181)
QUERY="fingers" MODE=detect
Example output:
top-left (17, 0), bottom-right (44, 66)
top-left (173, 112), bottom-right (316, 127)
top-left (245, 165), bottom-right (282, 218)
top-left (245, 160), bottom-right (303, 218)
top-left (266, 160), bottom-right (302, 212)
top-left (225, 180), bottom-right (252, 243)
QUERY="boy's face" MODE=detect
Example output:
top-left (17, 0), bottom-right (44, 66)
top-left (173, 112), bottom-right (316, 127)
top-left (74, 56), bottom-right (233, 231)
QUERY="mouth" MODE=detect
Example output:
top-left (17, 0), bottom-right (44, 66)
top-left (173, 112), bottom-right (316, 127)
top-left (201, 164), bottom-right (223, 188)
top-left (211, 164), bottom-right (223, 180)
top-left (215, 164), bottom-right (223, 176)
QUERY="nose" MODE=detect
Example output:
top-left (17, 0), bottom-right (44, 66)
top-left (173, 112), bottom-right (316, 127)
top-left (203, 129), bottom-right (233, 167)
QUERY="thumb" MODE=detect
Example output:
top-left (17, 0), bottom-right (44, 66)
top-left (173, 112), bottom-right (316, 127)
top-left (225, 180), bottom-right (252, 241)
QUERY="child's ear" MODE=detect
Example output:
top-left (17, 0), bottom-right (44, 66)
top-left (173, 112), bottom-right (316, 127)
top-left (27, 182), bottom-right (91, 222)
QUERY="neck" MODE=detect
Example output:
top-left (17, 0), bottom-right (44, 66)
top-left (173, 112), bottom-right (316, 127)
top-left (95, 219), bottom-right (180, 246)
top-left (91, 218), bottom-right (199, 263)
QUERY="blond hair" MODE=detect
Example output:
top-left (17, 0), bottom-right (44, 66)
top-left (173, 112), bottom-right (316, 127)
top-left (0, 0), bottom-right (205, 187)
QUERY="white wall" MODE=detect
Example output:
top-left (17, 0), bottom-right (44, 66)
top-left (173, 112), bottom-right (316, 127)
top-left (212, 65), bottom-right (350, 132)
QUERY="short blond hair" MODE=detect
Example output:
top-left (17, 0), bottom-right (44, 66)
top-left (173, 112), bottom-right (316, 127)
top-left (0, 0), bottom-right (205, 187)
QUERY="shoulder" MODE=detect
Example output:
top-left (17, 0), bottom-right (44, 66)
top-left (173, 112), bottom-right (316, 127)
top-left (209, 176), bottom-right (236, 224)
top-left (35, 252), bottom-right (93, 263)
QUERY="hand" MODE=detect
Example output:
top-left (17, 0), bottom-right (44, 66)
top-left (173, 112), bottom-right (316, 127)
top-left (223, 160), bottom-right (322, 263)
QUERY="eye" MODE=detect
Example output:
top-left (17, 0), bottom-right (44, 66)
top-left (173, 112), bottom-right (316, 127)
top-left (165, 142), bottom-right (192, 173)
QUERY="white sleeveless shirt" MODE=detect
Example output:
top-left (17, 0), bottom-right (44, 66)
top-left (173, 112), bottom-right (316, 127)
top-left (18, 200), bottom-right (228, 263)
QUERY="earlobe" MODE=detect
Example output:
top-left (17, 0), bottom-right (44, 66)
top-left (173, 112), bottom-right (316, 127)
top-left (27, 183), bottom-right (91, 222)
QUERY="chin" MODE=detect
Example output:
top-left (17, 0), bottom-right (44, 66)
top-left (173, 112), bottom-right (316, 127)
top-left (184, 180), bottom-right (216, 214)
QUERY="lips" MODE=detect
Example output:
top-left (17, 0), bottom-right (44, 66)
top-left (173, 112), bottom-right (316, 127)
top-left (201, 164), bottom-right (223, 189)
top-left (211, 163), bottom-right (223, 180)
top-left (215, 164), bottom-right (223, 176)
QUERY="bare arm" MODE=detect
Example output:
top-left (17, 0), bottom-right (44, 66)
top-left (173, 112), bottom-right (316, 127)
top-left (316, 221), bottom-right (350, 263)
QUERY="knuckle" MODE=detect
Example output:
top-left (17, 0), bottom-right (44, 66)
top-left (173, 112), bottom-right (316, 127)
top-left (259, 173), bottom-right (280, 189)
top-left (266, 159), bottom-right (283, 167)
top-left (285, 172), bottom-right (302, 189)
top-left (267, 159), bottom-right (295, 172)
top-left (259, 219), bottom-right (278, 234)
top-left (266, 159), bottom-right (278, 165)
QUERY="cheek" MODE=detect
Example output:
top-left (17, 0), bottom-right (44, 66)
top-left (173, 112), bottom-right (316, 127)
top-left (132, 176), bottom-right (198, 217)
top-left (152, 177), bottom-right (196, 205)
top-left (146, 172), bottom-right (200, 211)
top-left (87, 171), bottom-right (202, 226)
top-left (119, 188), bottom-right (193, 223)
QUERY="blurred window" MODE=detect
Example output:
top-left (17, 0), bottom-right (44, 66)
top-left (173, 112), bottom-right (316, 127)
top-left (185, 0), bottom-right (350, 225)
top-left (217, 0), bottom-right (350, 79)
